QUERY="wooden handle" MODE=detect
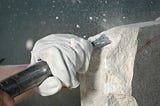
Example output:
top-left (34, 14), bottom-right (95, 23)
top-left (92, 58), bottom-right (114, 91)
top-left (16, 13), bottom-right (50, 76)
top-left (0, 64), bottom-right (36, 104)
top-left (0, 64), bottom-right (28, 80)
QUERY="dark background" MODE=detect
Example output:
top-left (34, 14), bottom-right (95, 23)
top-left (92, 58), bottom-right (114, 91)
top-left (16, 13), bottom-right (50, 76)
top-left (0, 0), bottom-right (160, 106)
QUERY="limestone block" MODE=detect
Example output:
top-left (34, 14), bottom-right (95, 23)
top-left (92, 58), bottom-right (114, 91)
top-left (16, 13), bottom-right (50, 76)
top-left (79, 20), bottom-right (160, 106)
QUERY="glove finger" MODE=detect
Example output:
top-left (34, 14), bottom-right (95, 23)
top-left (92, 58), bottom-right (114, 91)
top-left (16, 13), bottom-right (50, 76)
top-left (39, 47), bottom-right (78, 88)
top-left (37, 76), bottom-right (62, 96)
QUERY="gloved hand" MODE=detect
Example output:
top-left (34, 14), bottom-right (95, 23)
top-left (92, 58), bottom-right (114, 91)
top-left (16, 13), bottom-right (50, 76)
top-left (30, 34), bottom-right (93, 96)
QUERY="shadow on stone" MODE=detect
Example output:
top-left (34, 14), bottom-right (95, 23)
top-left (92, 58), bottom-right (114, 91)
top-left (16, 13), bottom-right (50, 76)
top-left (132, 31), bottom-right (160, 106)
top-left (79, 47), bottom-right (102, 103)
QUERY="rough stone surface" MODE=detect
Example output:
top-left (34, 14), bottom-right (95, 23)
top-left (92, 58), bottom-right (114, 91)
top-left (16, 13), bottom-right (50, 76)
top-left (80, 20), bottom-right (160, 106)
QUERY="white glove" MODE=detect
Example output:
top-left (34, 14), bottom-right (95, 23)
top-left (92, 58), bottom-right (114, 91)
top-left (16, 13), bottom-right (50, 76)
top-left (30, 34), bottom-right (93, 96)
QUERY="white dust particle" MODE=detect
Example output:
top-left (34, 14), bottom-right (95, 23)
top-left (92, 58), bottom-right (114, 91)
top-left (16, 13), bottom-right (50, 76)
top-left (8, 5), bottom-right (11, 9)
top-left (26, 39), bottom-right (33, 50)
top-left (122, 16), bottom-right (126, 19)
top-left (89, 16), bottom-right (93, 20)
top-left (103, 13), bottom-right (106, 16)
top-left (95, 17), bottom-right (99, 19)
top-left (76, 24), bottom-right (80, 28)
top-left (56, 16), bottom-right (59, 20)
top-left (83, 35), bottom-right (87, 38)
top-left (105, 0), bottom-right (108, 4)
top-left (103, 18), bottom-right (107, 22)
